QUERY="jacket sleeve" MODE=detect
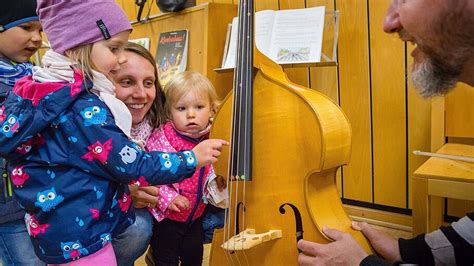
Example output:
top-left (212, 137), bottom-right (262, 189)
top-left (65, 98), bottom-right (197, 186)
top-left (0, 75), bottom-right (86, 157)
top-left (399, 213), bottom-right (474, 265)
top-left (359, 255), bottom-right (393, 266)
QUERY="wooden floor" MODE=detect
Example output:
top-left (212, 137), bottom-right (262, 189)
top-left (135, 225), bottom-right (412, 266)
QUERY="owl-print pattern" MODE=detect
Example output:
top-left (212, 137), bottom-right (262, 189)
top-left (10, 166), bottom-right (29, 188)
top-left (80, 106), bottom-right (107, 126)
top-left (0, 71), bottom-right (196, 264)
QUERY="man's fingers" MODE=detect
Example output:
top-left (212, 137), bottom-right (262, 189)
top-left (351, 221), bottom-right (362, 231)
top-left (298, 253), bottom-right (318, 266)
top-left (352, 221), bottom-right (391, 246)
top-left (352, 221), bottom-right (377, 239)
top-left (297, 239), bottom-right (323, 256)
top-left (322, 226), bottom-right (345, 241)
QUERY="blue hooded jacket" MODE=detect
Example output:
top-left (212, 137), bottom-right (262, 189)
top-left (0, 71), bottom-right (197, 264)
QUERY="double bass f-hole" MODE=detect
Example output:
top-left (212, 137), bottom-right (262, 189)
top-left (235, 201), bottom-right (246, 234)
top-left (279, 203), bottom-right (304, 253)
top-left (229, 202), bottom-right (246, 254)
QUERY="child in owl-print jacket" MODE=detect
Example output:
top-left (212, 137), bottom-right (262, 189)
top-left (0, 67), bottom-right (205, 263)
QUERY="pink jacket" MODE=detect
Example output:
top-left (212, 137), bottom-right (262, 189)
top-left (146, 122), bottom-right (212, 223)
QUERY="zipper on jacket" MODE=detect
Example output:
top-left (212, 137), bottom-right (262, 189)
top-left (186, 167), bottom-right (206, 225)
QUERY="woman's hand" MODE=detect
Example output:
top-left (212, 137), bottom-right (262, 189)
top-left (168, 195), bottom-right (190, 212)
top-left (129, 185), bottom-right (159, 209)
top-left (192, 139), bottom-right (229, 167)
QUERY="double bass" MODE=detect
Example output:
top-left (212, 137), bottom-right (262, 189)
top-left (210, 0), bottom-right (373, 264)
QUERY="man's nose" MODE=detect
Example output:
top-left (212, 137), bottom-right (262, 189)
top-left (383, 1), bottom-right (402, 33)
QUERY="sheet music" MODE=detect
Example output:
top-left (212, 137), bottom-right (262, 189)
top-left (269, 6), bottom-right (325, 64)
top-left (223, 6), bottom-right (326, 68)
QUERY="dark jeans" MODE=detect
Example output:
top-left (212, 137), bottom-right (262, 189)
top-left (0, 219), bottom-right (45, 266)
top-left (150, 218), bottom-right (203, 266)
top-left (202, 205), bottom-right (225, 243)
top-left (112, 208), bottom-right (153, 266)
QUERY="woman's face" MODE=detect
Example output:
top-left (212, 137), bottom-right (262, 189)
top-left (114, 51), bottom-right (156, 126)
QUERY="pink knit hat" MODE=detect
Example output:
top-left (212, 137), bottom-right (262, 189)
top-left (37, 0), bottom-right (132, 54)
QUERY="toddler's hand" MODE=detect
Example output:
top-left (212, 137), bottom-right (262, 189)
top-left (192, 139), bottom-right (229, 168)
top-left (168, 195), bottom-right (190, 212)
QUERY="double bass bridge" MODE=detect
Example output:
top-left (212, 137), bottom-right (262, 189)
top-left (221, 228), bottom-right (282, 251)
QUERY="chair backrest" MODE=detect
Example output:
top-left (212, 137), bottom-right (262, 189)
top-left (431, 83), bottom-right (474, 151)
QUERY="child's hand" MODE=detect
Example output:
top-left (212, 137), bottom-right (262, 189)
top-left (215, 174), bottom-right (227, 191)
top-left (192, 139), bottom-right (229, 168)
top-left (168, 195), bottom-right (190, 212)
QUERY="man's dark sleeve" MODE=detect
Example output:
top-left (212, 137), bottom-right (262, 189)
top-left (360, 255), bottom-right (393, 266)
top-left (399, 212), bottom-right (474, 265)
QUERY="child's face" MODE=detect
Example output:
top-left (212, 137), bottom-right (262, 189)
top-left (0, 21), bottom-right (42, 63)
top-left (90, 30), bottom-right (130, 77)
top-left (170, 90), bottom-right (213, 134)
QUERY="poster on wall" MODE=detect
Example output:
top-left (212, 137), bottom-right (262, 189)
top-left (155, 30), bottom-right (188, 87)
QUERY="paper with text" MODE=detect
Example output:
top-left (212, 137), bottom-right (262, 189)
top-left (223, 6), bottom-right (325, 68)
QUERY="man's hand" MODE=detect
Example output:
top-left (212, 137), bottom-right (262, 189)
top-left (352, 221), bottom-right (401, 262)
top-left (297, 227), bottom-right (368, 266)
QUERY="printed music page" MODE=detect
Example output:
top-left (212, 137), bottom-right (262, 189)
top-left (222, 6), bottom-right (325, 68)
top-left (268, 6), bottom-right (325, 64)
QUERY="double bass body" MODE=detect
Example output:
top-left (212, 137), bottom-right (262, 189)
top-left (210, 62), bottom-right (373, 265)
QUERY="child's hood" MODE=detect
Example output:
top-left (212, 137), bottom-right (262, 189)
top-left (0, 71), bottom-right (87, 157)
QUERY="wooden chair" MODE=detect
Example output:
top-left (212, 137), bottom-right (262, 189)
top-left (411, 84), bottom-right (474, 236)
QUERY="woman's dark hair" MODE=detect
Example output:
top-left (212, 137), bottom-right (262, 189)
top-left (123, 42), bottom-right (167, 127)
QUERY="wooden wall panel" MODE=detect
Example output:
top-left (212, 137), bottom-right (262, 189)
top-left (336, 0), bottom-right (373, 202)
top-left (307, 0), bottom-right (338, 103)
top-left (407, 44), bottom-right (431, 209)
top-left (255, 0), bottom-right (280, 10)
top-left (369, 0), bottom-right (406, 208)
top-left (118, 0), bottom-right (138, 21)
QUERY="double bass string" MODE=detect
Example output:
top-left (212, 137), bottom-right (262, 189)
top-left (225, 0), bottom-right (246, 264)
top-left (223, 0), bottom-right (254, 263)
top-left (241, 0), bottom-right (254, 264)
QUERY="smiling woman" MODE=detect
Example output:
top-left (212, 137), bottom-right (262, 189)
top-left (111, 42), bottom-right (167, 265)
top-left (114, 42), bottom-right (166, 129)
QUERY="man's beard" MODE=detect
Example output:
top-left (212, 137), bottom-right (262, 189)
top-left (401, 2), bottom-right (474, 98)
top-left (411, 55), bottom-right (461, 98)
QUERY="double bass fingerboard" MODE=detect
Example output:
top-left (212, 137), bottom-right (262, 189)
top-left (230, 0), bottom-right (254, 181)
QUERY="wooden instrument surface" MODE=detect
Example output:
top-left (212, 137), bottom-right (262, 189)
top-left (209, 1), bottom-right (373, 264)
